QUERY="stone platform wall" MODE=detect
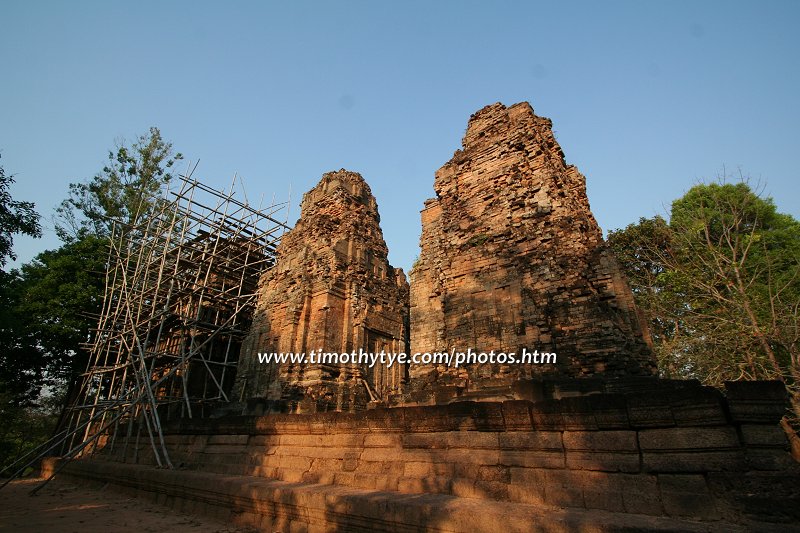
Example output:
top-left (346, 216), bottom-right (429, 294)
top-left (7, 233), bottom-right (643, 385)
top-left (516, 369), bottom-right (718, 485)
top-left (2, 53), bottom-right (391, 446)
top-left (89, 380), bottom-right (798, 527)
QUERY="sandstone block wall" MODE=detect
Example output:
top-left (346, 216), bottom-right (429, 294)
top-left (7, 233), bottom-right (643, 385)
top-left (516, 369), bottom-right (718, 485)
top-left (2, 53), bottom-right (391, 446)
top-left (94, 380), bottom-right (798, 527)
top-left (409, 102), bottom-right (655, 400)
top-left (233, 170), bottom-right (409, 412)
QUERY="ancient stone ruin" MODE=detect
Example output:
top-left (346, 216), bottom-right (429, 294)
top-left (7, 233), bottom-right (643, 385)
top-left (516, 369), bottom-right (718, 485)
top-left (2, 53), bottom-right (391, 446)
top-left (28, 102), bottom-right (798, 533)
top-left (233, 170), bottom-right (409, 413)
top-left (408, 102), bottom-right (655, 402)
top-left (47, 379), bottom-right (800, 531)
top-left (235, 102), bottom-right (656, 411)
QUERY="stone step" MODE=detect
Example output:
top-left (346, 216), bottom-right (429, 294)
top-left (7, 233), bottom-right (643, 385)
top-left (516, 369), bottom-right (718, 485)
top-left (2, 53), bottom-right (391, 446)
top-left (42, 458), bottom-right (780, 533)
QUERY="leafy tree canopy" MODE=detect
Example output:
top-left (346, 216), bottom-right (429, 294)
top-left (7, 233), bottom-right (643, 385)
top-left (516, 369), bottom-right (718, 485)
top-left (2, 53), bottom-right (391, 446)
top-left (608, 179), bottom-right (800, 415)
top-left (0, 155), bottom-right (42, 268)
top-left (55, 127), bottom-right (182, 241)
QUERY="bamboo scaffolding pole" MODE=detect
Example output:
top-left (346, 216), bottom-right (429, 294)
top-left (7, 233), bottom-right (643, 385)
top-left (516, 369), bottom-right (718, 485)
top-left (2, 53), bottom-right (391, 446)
top-left (1, 169), bottom-right (290, 492)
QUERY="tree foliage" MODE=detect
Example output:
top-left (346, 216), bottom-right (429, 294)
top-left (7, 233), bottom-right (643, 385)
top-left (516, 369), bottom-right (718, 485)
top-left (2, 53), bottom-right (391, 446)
top-left (0, 387), bottom-right (60, 472)
top-left (1, 130), bottom-right (181, 468)
top-left (0, 269), bottom-right (46, 405)
top-left (17, 236), bottom-right (108, 384)
top-left (608, 180), bottom-right (800, 415)
top-left (38, 127), bottom-right (181, 389)
top-left (0, 156), bottom-right (51, 468)
top-left (0, 155), bottom-right (42, 268)
top-left (0, 155), bottom-right (43, 404)
top-left (2, 129), bottom-right (180, 403)
top-left (55, 127), bottom-right (182, 241)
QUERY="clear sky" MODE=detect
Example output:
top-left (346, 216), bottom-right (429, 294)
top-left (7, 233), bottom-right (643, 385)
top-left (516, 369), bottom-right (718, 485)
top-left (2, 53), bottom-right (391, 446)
top-left (2, 1), bottom-right (798, 273)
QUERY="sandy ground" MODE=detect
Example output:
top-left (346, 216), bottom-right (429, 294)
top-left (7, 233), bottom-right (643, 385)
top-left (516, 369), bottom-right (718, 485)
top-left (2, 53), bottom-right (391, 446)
top-left (0, 476), bottom-right (257, 533)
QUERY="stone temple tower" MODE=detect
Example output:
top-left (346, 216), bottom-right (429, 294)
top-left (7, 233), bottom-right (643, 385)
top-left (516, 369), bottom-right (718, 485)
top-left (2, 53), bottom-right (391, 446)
top-left (408, 102), bottom-right (655, 402)
top-left (233, 170), bottom-right (409, 412)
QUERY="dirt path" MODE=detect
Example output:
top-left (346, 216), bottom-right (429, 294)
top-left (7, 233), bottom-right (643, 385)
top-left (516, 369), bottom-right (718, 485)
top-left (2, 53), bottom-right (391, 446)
top-left (0, 477), bottom-right (257, 533)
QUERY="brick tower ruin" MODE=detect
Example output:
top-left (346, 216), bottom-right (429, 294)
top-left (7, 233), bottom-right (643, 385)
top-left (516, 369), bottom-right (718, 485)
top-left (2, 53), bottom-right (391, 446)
top-left (233, 170), bottom-right (409, 412)
top-left (408, 102), bottom-right (655, 401)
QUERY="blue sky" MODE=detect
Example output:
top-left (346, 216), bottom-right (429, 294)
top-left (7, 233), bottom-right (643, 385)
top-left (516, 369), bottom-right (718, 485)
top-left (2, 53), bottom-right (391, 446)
top-left (2, 1), bottom-right (798, 273)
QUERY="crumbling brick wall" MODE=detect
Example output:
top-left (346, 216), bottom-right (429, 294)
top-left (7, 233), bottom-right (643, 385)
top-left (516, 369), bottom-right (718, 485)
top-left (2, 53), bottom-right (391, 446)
top-left (409, 102), bottom-right (655, 401)
top-left (233, 170), bottom-right (409, 412)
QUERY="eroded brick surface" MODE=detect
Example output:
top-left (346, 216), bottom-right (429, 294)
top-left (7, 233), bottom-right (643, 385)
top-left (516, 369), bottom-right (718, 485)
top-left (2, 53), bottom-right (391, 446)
top-left (408, 102), bottom-right (655, 400)
top-left (233, 170), bottom-right (409, 412)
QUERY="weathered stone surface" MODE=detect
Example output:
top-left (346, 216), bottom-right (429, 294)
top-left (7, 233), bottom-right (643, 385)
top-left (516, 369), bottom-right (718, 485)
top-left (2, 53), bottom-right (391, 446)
top-left (408, 102), bottom-right (655, 399)
top-left (81, 381), bottom-right (800, 529)
top-left (724, 380), bottom-right (791, 424)
top-left (233, 170), bottom-right (409, 412)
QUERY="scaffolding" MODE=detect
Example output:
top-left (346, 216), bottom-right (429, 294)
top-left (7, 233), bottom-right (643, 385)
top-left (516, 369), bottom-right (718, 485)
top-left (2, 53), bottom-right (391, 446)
top-left (1, 168), bottom-right (290, 489)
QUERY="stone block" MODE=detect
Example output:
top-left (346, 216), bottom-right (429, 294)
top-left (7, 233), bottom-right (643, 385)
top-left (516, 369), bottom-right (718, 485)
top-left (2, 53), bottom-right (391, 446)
top-left (401, 430), bottom-right (498, 449)
top-left (453, 402), bottom-right (506, 432)
top-left (620, 474), bottom-right (663, 516)
top-left (500, 400), bottom-right (533, 431)
top-left (562, 430), bottom-right (638, 452)
top-left (626, 393), bottom-right (675, 428)
top-left (565, 451), bottom-right (640, 473)
top-left (668, 387), bottom-right (728, 427)
top-left (443, 448), bottom-right (500, 466)
top-left (658, 474), bottom-right (720, 520)
top-left (707, 471), bottom-right (800, 523)
top-left (359, 447), bottom-right (403, 463)
top-left (639, 426), bottom-right (741, 456)
top-left (474, 480), bottom-right (508, 501)
top-left (356, 460), bottom-right (403, 476)
top-left (363, 434), bottom-right (402, 448)
top-left (397, 476), bottom-right (425, 494)
top-left (557, 396), bottom-right (600, 430)
top-left (422, 475), bottom-right (454, 494)
top-left (403, 461), bottom-right (436, 478)
top-left (498, 431), bottom-right (563, 451)
top-left (543, 469), bottom-right (584, 508)
top-left (450, 478), bottom-right (479, 499)
top-left (374, 475), bottom-right (400, 492)
top-left (642, 451), bottom-right (746, 473)
top-left (725, 381), bottom-right (790, 424)
top-left (269, 455), bottom-right (314, 471)
top-left (587, 394), bottom-right (630, 429)
top-left (727, 401), bottom-right (791, 425)
top-left (580, 472), bottom-right (626, 512)
top-left (277, 468), bottom-right (305, 483)
top-left (341, 451), bottom-right (360, 472)
top-left (724, 380), bottom-right (789, 401)
top-left (207, 434), bottom-right (250, 445)
top-left (744, 449), bottom-right (797, 471)
top-left (248, 435), bottom-right (280, 447)
top-left (404, 406), bottom-right (463, 432)
top-left (563, 430), bottom-right (640, 472)
top-left (739, 424), bottom-right (790, 447)
top-left (529, 400), bottom-right (565, 430)
top-left (352, 473), bottom-right (377, 490)
top-left (507, 483), bottom-right (547, 505)
top-left (508, 466), bottom-right (546, 486)
top-left (499, 450), bottom-right (565, 469)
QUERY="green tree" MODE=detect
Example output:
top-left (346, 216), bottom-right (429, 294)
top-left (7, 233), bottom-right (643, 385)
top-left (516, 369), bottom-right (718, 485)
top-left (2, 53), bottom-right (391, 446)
top-left (2, 130), bottom-right (181, 469)
top-left (0, 269), bottom-right (46, 405)
top-left (40, 127), bottom-right (182, 379)
top-left (17, 236), bottom-right (108, 386)
top-left (608, 180), bottom-right (800, 418)
top-left (55, 127), bottom-right (183, 241)
top-left (0, 155), bottom-right (43, 402)
top-left (6, 128), bottom-right (181, 406)
top-left (0, 156), bottom-right (50, 469)
top-left (2, 129), bottom-right (183, 469)
top-left (0, 155), bottom-right (41, 267)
